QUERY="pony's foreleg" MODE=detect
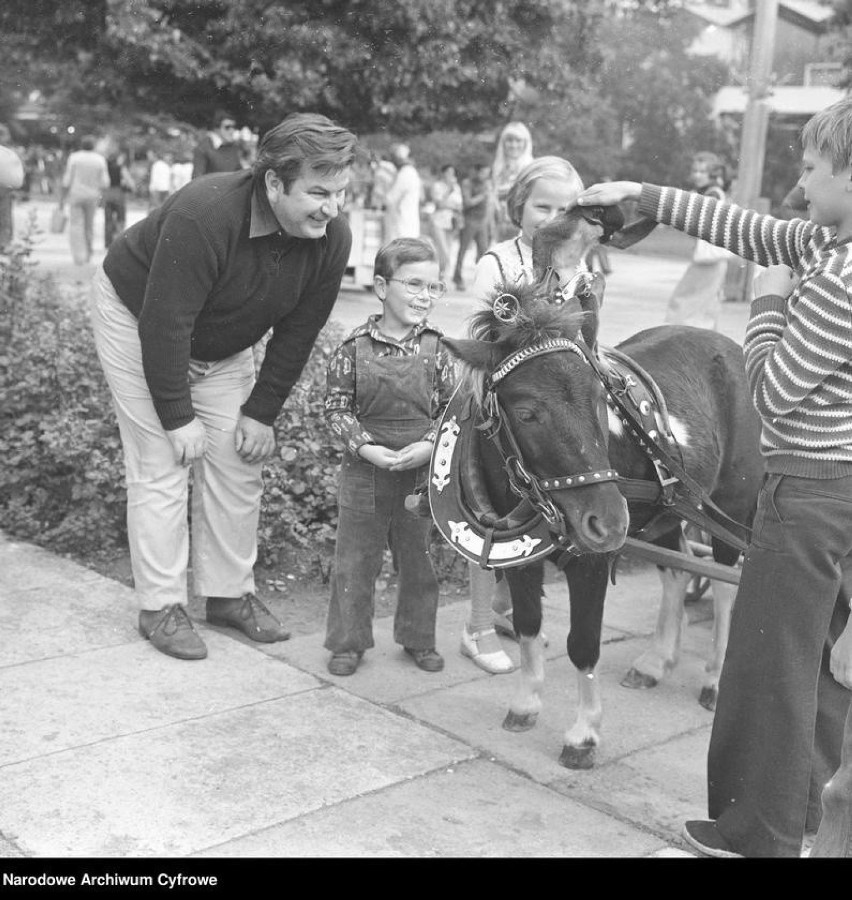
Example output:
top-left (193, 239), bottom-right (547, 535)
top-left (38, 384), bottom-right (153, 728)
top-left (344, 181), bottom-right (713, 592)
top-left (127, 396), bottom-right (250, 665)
top-left (699, 579), bottom-right (736, 711)
top-left (621, 562), bottom-right (691, 689)
top-left (560, 556), bottom-right (608, 769)
top-left (502, 635), bottom-right (546, 732)
top-left (502, 567), bottom-right (544, 732)
top-left (560, 667), bottom-right (602, 769)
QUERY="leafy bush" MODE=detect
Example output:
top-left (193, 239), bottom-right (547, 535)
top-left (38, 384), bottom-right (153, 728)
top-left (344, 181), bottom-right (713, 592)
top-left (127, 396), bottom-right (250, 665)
top-left (0, 234), bottom-right (127, 555)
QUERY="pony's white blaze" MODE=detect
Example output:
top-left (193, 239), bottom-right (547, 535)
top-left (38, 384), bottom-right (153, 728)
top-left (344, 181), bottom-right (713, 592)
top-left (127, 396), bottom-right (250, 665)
top-left (668, 415), bottom-right (690, 448)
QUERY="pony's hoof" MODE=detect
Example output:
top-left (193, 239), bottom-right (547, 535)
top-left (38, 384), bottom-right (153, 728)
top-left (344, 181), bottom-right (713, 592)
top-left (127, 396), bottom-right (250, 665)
top-left (620, 667), bottom-right (659, 690)
top-left (559, 743), bottom-right (596, 769)
top-left (502, 710), bottom-right (538, 732)
top-left (699, 686), bottom-right (718, 711)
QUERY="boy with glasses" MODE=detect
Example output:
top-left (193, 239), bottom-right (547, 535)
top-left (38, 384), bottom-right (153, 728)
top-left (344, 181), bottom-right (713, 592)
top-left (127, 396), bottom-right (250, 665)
top-left (191, 111), bottom-right (243, 179)
top-left (323, 238), bottom-right (456, 676)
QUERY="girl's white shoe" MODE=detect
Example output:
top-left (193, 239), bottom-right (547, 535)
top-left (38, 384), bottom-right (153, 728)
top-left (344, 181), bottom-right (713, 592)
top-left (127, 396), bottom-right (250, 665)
top-left (460, 625), bottom-right (515, 674)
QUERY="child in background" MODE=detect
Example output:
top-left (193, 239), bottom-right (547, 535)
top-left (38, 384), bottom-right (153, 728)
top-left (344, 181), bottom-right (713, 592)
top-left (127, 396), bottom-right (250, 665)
top-left (663, 150), bottom-right (730, 329)
top-left (324, 238), bottom-right (456, 677)
top-left (578, 97), bottom-right (852, 858)
top-left (461, 155), bottom-right (585, 675)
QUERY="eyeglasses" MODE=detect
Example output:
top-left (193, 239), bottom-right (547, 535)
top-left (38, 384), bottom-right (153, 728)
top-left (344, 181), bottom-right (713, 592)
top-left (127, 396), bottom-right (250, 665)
top-left (221, 123), bottom-right (237, 130)
top-left (388, 277), bottom-right (447, 299)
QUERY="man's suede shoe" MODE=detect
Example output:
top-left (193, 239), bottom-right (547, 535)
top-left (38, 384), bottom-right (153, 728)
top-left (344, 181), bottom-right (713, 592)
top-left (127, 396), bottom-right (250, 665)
top-left (404, 647), bottom-right (445, 672)
top-left (138, 605), bottom-right (208, 660)
top-left (206, 593), bottom-right (291, 643)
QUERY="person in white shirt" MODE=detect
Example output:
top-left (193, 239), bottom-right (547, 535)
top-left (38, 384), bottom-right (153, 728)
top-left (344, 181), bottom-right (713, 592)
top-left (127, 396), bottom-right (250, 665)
top-left (60, 135), bottom-right (110, 265)
top-left (383, 143), bottom-right (422, 240)
top-left (148, 152), bottom-right (174, 209)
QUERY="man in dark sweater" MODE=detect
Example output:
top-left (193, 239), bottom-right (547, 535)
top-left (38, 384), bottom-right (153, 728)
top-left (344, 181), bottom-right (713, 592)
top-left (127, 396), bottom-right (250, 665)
top-left (91, 112), bottom-right (357, 660)
top-left (191, 111), bottom-right (243, 179)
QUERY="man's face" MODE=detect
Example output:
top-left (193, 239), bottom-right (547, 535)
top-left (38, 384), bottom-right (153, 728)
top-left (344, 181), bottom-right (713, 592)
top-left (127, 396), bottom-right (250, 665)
top-left (217, 119), bottom-right (238, 143)
top-left (265, 163), bottom-right (351, 239)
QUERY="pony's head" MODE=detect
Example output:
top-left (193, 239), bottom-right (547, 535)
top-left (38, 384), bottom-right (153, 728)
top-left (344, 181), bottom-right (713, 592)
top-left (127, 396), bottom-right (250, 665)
top-left (441, 207), bottom-right (631, 554)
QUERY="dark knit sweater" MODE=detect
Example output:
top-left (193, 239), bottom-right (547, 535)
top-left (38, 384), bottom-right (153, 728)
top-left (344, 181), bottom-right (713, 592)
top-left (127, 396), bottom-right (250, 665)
top-left (103, 170), bottom-right (352, 430)
top-left (640, 183), bottom-right (852, 479)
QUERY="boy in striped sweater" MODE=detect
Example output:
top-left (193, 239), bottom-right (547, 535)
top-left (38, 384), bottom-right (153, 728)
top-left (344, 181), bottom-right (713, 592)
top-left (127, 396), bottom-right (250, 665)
top-left (577, 97), bottom-right (852, 858)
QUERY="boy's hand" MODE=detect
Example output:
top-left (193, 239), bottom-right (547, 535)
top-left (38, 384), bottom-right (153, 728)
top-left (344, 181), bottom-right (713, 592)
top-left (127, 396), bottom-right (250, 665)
top-left (577, 182), bottom-right (642, 207)
top-left (388, 441), bottom-right (432, 471)
top-left (753, 264), bottom-right (798, 300)
top-left (358, 444), bottom-right (400, 469)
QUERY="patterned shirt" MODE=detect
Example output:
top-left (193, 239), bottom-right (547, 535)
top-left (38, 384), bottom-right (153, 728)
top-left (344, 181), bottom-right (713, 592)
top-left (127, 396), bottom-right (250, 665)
top-left (325, 315), bottom-right (457, 454)
top-left (640, 183), bottom-right (852, 479)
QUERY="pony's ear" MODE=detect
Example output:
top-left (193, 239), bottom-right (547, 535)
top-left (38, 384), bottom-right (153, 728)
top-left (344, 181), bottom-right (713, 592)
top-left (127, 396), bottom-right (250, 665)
top-left (442, 337), bottom-right (505, 372)
top-left (576, 204), bottom-right (624, 243)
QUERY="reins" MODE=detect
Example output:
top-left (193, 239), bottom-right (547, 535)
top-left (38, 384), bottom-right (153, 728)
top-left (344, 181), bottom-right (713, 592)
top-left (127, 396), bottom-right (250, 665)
top-left (479, 335), bottom-right (751, 561)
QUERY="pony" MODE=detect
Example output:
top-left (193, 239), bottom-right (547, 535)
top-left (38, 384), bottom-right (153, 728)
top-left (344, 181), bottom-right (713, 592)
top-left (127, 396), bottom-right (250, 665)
top-left (430, 206), bottom-right (762, 768)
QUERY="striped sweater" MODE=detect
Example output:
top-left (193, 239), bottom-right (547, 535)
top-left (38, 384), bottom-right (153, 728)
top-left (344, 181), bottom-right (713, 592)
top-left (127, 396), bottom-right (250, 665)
top-left (640, 183), bottom-right (852, 479)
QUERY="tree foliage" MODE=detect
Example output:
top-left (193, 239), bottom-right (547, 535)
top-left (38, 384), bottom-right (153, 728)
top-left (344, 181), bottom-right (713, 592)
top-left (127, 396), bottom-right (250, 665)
top-left (1, 0), bottom-right (607, 136)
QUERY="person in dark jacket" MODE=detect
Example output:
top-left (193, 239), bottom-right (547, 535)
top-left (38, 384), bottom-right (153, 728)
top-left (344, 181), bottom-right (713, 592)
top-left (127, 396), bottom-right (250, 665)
top-left (91, 113), bottom-right (357, 660)
top-left (191, 111), bottom-right (243, 179)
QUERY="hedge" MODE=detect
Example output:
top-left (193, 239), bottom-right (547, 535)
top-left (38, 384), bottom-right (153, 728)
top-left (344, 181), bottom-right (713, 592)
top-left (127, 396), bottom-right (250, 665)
top-left (0, 234), bottom-right (464, 585)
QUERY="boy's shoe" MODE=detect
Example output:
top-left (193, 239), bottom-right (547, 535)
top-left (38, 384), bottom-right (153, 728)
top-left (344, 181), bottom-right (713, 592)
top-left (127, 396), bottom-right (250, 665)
top-left (327, 650), bottom-right (363, 676)
top-left (139, 604), bottom-right (208, 660)
top-left (206, 593), bottom-right (291, 643)
top-left (682, 820), bottom-right (743, 858)
top-left (404, 647), bottom-right (445, 672)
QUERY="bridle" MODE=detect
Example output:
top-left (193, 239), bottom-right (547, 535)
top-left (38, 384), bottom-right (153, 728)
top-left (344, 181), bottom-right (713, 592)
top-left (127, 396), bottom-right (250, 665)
top-left (478, 336), bottom-right (620, 547)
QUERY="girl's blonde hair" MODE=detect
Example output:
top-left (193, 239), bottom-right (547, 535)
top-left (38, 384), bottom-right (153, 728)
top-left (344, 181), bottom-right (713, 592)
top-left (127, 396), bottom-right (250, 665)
top-left (505, 156), bottom-right (585, 228)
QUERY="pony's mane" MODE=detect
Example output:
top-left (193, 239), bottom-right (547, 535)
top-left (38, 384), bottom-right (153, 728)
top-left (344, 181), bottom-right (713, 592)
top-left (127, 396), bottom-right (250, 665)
top-left (457, 278), bottom-right (590, 407)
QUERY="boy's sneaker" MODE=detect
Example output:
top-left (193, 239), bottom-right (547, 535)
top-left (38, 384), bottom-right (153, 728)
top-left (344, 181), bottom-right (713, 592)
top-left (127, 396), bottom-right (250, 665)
top-left (682, 820), bottom-right (743, 858)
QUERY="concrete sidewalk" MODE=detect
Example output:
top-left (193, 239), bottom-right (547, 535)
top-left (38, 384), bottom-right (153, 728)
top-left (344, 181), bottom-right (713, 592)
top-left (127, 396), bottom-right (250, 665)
top-left (0, 533), bottom-right (721, 859)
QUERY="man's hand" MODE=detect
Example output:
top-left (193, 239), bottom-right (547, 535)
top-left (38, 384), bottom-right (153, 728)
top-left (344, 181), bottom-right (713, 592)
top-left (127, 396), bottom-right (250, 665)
top-left (234, 414), bottom-right (276, 464)
top-left (577, 181), bottom-right (642, 207)
top-left (753, 264), bottom-right (798, 300)
top-left (166, 418), bottom-right (207, 466)
top-left (388, 441), bottom-right (432, 471)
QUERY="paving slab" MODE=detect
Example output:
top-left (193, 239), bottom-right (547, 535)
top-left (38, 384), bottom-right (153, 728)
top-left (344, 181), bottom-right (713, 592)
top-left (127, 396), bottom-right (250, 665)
top-left (551, 730), bottom-right (710, 842)
top-left (0, 690), bottom-right (475, 857)
top-left (398, 633), bottom-right (714, 790)
top-left (0, 635), bottom-right (318, 766)
top-left (193, 757), bottom-right (666, 858)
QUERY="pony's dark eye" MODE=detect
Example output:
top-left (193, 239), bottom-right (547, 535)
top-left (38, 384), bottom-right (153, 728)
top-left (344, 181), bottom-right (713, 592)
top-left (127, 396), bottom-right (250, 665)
top-left (515, 408), bottom-right (538, 424)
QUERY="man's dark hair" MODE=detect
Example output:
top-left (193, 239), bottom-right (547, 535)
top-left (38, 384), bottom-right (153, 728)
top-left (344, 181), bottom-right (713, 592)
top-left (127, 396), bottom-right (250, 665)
top-left (253, 113), bottom-right (358, 192)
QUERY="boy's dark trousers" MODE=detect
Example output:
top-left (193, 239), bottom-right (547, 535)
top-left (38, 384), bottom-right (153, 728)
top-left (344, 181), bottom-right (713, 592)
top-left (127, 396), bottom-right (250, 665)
top-left (709, 472), bottom-right (852, 857)
top-left (324, 457), bottom-right (438, 653)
